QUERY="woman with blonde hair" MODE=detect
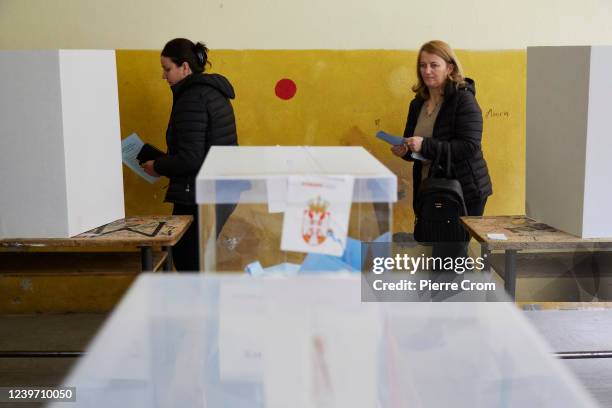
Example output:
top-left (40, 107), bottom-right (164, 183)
top-left (392, 40), bottom-right (492, 259)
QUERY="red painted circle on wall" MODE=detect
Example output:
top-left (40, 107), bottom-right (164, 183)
top-left (275, 78), bottom-right (297, 100)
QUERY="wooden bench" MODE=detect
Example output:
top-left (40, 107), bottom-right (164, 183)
top-left (461, 215), bottom-right (612, 299)
top-left (0, 252), bottom-right (168, 275)
top-left (0, 215), bottom-right (193, 272)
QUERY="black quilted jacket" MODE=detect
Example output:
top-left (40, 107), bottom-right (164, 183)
top-left (154, 73), bottom-right (238, 204)
top-left (402, 78), bottom-right (492, 205)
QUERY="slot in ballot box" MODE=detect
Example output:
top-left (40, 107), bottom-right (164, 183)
top-left (196, 146), bottom-right (398, 273)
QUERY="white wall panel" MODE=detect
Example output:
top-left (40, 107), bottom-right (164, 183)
top-left (527, 46), bottom-right (612, 238)
top-left (0, 50), bottom-right (124, 238)
top-left (59, 50), bottom-right (125, 236)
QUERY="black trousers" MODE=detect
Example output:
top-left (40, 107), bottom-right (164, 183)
top-left (467, 198), bottom-right (488, 217)
top-left (171, 203), bottom-right (237, 272)
top-left (172, 204), bottom-right (200, 272)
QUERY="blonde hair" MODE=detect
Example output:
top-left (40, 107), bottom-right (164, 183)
top-left (412, 40), bottom-right (466, 99)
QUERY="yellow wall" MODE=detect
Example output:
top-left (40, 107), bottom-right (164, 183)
top-left (118, 49), bottom-right (526, 232)
top-left (1, 49), bottom-right (525, 313)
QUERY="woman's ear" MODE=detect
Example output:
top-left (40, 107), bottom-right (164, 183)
top-left (181, 61), bottom-right (192, 74)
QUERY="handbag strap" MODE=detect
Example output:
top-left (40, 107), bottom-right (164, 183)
top-left (444, 144), bottom-right (452, 178)
top-left (427, 141), bottom-right (453, 179)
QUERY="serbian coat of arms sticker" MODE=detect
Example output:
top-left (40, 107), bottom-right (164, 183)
top-left (281, 175), bottom-right (354, 256)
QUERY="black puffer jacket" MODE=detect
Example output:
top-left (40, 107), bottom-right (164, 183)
top-left (402, 78), bottom-right (492, 205)
top-left (154, 73), bottom-right (237, 204)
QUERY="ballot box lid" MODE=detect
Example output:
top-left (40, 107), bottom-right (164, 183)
top-left (196, 146), bottom-right (398, 204)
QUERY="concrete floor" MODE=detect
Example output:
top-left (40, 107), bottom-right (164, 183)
top-left (0, 308), bottom-right (610, 407)
top-left (0, 314), bottom-right (108, 408)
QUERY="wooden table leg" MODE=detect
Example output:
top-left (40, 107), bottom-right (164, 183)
top-left (505, 249), bottom-right (518, 300)
top-left (141, 247), bottom-right (153, 271)
top-left (481, 243), bottom-right (491, 272)
top-left (162, 246), bottom-right (173, 272)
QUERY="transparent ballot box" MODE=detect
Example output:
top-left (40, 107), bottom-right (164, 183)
top-left (51, 274), bottom-right (598, 408)
top-left (196, 146), bottom-right (398, 272)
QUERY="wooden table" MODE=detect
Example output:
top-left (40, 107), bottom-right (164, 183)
top-left (461, 215), bottom-right (612, 299)
top-left (0, 216), bottom-right (193, 272)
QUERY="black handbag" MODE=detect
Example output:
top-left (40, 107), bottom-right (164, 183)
top-left (413, 143), bottom-right (469, 243)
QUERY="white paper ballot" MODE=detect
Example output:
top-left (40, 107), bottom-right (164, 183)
top-left (121, 133), bottom-right (159, 184)
top-left (266, 178), bottom-right (288, 213)
top-left (281, 176), bottom-right (354, 256)
top-left (411, 151), bottom-right (429, 162)
top-left (263, 307), bottom-right (380, 408)
top-left (263, 312), bottom-right (311, 408)
top-left (487, 233), bottom-right (508, 241)
top-left (218, 284), bottom-right (265, 381)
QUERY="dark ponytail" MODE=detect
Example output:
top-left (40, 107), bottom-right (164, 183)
top-left (161, 38), bottom-right (210, 74)
top-left (193, 42), bottom-right (209, 72)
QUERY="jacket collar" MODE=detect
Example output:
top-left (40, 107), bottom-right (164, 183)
top-left (170, 73), bottom-right (196, 100)
top-left (170, 73), bottom-right (236, 101)
top-left (415, 77), bottom-right (476, 104)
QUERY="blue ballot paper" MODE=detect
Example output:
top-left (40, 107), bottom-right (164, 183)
top-left (245, 261), bottom-right (301, 276)
top-left (247, 233), bottom-right (392, 275)
top-left (299, 237), bottom-right (362, 273)
top-left (376, 130), bottom-right (405, 146)
top-left (341, 237), bottom-right (364, 270)
top-left (377, 130), bottom-right (429, 162)
top-left (244, 261), bottom-right (265, 275)
top-left (299, 234), bottom-right (391, 273)
top-left (299, 253), bottom-right (358, 273)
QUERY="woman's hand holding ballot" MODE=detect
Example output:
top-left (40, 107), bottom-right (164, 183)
top-left (376, 130), bottom-right (411, 157)
top-left (141, 160), bottom-right (160, 177)
top-left (405, 136), bottom-right (423, 153)
top-left (391, 143), bottom-right (409, 157)
top-left (389, 136), bottom-right (423, 157)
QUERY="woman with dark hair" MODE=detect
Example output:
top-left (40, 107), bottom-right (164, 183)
top-left (392, 40), bottom-right (492, 261)
top-left (142, 38), bottom-right (238, 271)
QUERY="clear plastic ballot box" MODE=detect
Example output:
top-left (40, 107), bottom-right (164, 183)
top-left (195, 146), bottom-right (398, 272)
top-left (50, 274), bottom-right (597, 408)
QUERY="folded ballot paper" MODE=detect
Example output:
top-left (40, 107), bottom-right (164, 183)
top-left (121, 133), bottom-right (161, 184)
top-left (263, 307), bottom-right (380, 408)
top-left (245, 261), bottom-right (301, 277)
top-left (217, 279), bottom-right (381, 408)
top-left (376, 130), bottom-right (428, 161)
top-left (376, 130), bottom-right (405, 146)
top-left (246, 232), bottom-right (391, 275)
